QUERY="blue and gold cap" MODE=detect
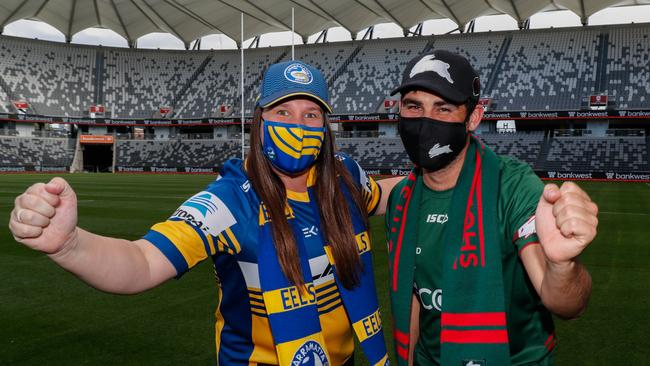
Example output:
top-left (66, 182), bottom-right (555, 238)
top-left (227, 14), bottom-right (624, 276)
top-left (256, 60), bottom-right (333, 114)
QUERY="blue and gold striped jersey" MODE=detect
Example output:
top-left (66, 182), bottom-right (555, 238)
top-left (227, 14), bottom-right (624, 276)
top-left (144, 153), bottom-right (381, 365)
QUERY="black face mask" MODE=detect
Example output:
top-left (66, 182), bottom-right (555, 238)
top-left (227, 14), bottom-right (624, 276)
top-left (398, 116), bottom-right (468, 172)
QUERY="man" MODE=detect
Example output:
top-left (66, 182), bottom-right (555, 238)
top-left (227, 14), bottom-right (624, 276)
top-left (385, 50), bottom-right (597, 366)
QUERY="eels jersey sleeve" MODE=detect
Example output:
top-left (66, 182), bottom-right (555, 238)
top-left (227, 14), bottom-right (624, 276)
top-left (335, 152), bottom-right (382, 215)
top-left (143, 177), bottom-right (251, 276)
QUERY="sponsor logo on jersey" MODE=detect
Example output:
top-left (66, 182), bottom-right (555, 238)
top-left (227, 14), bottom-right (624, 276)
top-left (309, 254), bottom-right (334, 285)
top-left (516, 215), bottom-right (536, 240)
top-left (312, 262), bottom-right (334, 282)
top-left (238, 261), bottom-right (261, 288)
top-left (172, 191), bottom-right (236, 235)
top-left (426, 213), bottom-right (448, 224)
top-left (302, 225), bottom-right (319, 238)
top-left (241, 180), bottom-right (251, 192)
top-left (284, 63), bottom-right (313, 85)
top-left (292, 340), bottom-right (329, 366)
top-left (417, 287), bottom-right (442, 311)
top-left (184, 193), bottom-right (218, 216)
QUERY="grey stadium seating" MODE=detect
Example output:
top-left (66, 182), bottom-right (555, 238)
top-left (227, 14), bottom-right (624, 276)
top-left (488, 27), bottom-right (600, 111)
top-left (0, 37), bottom-right (95, 116)
top-left (173, 46), bottom-right (288, 118)
top-left (431, 32), bottom-right (506, 91)
top-left (1, 24), bottom-right (649, 176)
top-left (116, 139), bottom-right (241, 168)
top-left (604, 24), bottom-right (650, 109)
top-left (541, 136), bottom-right (648, 172)
top-left (327, 37), bottom-right (429, 114)
top-left (336, 138), bottom-right (411, 170)
top-left (0, 136), bottom-right (74, 167)
top-left (103, 48), bottom-right (207, 118)
top-left (477, 132), bottom-right (545, 167)
top-left (1, 23), bottom-right (650, 117)
top-left (0, 86), bottom-right (10, 113)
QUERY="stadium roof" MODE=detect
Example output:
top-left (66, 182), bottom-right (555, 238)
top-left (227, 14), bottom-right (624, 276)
top-left (1, 0), bottom-right (648, 47)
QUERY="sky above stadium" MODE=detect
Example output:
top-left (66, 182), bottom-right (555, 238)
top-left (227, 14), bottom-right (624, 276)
top-left (3, 6), bottom-right (650, 50)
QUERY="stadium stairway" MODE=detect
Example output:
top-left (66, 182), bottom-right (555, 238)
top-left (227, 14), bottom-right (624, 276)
top-left (171, 54), bottom-right (214, 115)
top-left (594, 32), bottom-right (610, 93)
top-left (94, 50), bottom-right (104, 105)
top-left (0, 74), bottom-right (15, 106)
top-left (242, 50), bottom-right (288, 107)
top-left (327, 45), bottom-right (363, 86)
top-left (422, 39), bottom-right (435, 54)
top-left (534, 130), bottom-right (553, 171)
top-left (483, 36), bottom-right (512, 97)
top-left (646, 133), bottom-right (650, 171)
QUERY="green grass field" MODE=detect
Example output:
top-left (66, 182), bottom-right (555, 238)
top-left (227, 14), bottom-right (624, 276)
top-left (1, 174), bottom-right (648, 365)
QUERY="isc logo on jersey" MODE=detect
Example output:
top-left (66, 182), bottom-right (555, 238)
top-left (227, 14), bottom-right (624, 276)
top-left (291, 340), bottom-right (329, 366)
top-left (172, 191), bottom-right (236, 235)
top-left (426, 213), bottom-right (448, 224)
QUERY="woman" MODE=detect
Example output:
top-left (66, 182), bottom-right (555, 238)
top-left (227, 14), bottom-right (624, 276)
top-left (9, 61), bottom-right (393, 365)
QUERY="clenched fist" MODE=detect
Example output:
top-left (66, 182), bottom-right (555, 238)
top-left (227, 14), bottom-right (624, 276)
top-left (9, 177), bottom-right (78, 255)
top-left (535, 181), bottom-right (599, 265)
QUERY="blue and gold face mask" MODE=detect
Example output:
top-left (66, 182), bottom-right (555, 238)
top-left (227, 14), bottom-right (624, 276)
top-left (262, 119), bottom-right (326, 174)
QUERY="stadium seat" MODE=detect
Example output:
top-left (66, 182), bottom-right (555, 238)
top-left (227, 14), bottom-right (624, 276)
top-left (0, 136), bottom-right (74, 167)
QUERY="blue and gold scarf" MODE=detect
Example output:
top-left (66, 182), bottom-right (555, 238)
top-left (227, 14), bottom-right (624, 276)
top-left (257, 179), bottom-right (390, 366)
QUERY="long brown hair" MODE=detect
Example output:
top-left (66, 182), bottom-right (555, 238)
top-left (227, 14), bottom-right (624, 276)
top-left (247, 106), bottom-right (368, 289)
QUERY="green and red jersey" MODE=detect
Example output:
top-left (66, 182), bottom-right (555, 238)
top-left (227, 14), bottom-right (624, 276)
top-left (386, 155), bottom-right (556, 365)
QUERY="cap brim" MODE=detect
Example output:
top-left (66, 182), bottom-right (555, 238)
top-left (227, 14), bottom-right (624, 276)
top-left (390, 79), bottom-right (467, 105)
top-left (257, 91), bottom-right (333, 114)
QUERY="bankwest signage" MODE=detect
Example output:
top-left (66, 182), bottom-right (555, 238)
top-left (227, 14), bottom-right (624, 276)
top-left (11, 164), bottom-right (650, 180)
top-left (1, 109), bottom-right (650, 126)
top-left (537, 171), bottom-right (650, 182)
top-left (0, 166), bottom-right (68, 173)
top-left (482, 110), bottom-right (650, 120)
top-left (115, 166), bottom-right (219, 173)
